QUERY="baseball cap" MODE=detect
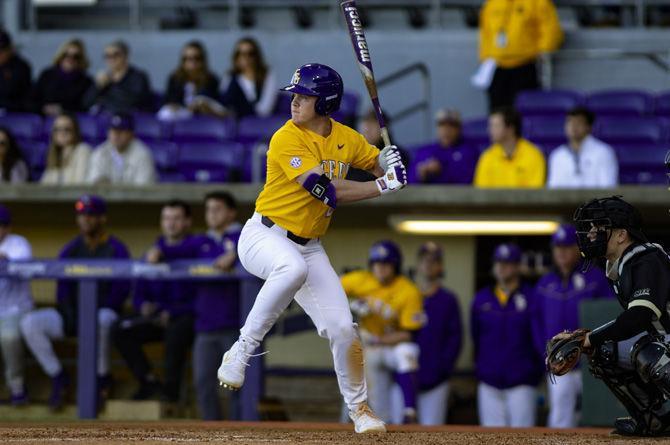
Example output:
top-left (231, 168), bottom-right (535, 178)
top-left (109, 113), bottom-right (134, 131)
top-left (418, 241), bottom-right (442, 261)
top-left (493, 243), bottom-right (522, 263)
top-left (75, 195), bottom-right (107, 216)
top-left (435, 109), bottom-right (461, 126)
top-left (552, 224), bottom-right (578, 246)
top-left (0, 30), bottom-right (12, 51)
top-left (0, 204), bottom-right (11, 226)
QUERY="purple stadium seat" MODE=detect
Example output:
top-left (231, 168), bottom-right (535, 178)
top-left (655, 91), bottom-right (670, 117)
top-left (0, 113), bottom-right (43, 141)
top-left (44, 114), bottom-right (101, 145)
top-left (133, 112), bottom-right (170, 141)
top-left (18, 140), bottom-right (48, 180)
top-left (178, 141), bottom-right (244, 183)
top-left (615, 143), bottom-right (668, 185)
top-left (274, 94), bottom-right (292, 115)
top-left (594, 117), bottom-right (665, 144)
top-left (515, 90), bottom-right (582, 116)
top-left (524, 116), bottom-right (567, 150)
top-left (586, 90), bottom-right (653, 116)
top-left (462, 117), bottom-right (490, 152)
top-left (237, 116), bottom-right (286, 143)
top-left (172, 117), bottom-right (233, 143)
top-left (146, 141), bottom-right (179, 171)
top-left (340, 91), bottom-right (359, 118)
top-left (158, 171), bottom-right (186, 183)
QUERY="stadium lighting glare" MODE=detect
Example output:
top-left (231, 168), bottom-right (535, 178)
top-left (391, 217), bottom-right (560, 235)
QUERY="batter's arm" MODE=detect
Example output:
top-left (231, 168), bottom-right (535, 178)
top-left (296, 166), bottom-right (380, 204)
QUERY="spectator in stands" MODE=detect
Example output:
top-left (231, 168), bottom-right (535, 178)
top-left (474, 107), bottom-right (546, 188)
top-left (478, 0), bottom-right (563, 111)
top-left (87, 113), bottom-right (156, 185)
top-left (21, 195), bottom-right (131, 410)
top-left (532, 224), bottom-right (614, 428)
top-left (154, 192), bottom-right (242, 419)
top-left (40, 113), bottom-right (91, 185)
top-left (471, 243), bottom-right (542, 427)
top-left (547, 107), bottom-right (619, 189)
top-left (83, 40), bottom-right (151, 115)
top-left (0, 127), bottom-right (29, 184)
top-left (391, 242), bottom-right (462, 425)
top-left (220, 37), bottom-right (277, 118)
top-left (408, 109), bottom-right (479, 184)
top-left (158, 40), bottom-right (224, 121)
top-left (0, 30), bottom-right (31, 112)
top-left (113, 200), bottom-right (196, 403)
top-left (32, 39), bottom-right (93, 116)
top-left (0, 204), bottom-right (33, 406)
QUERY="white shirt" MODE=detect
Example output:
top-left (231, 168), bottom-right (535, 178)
top-left (547, 135), bottom-right (619, 189)
top-left (87, 138), bottom-right (156, 185)
top-left (0, 233), bottom-right (33, 316)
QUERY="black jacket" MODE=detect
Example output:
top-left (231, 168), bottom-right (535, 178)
top-left (32, 66), bottom-right (93, 113)
top-left (83, 65), bottom-right (151, 114)
top-left (0, 53), bottom-right (32, 111)
top-left (164, 72), bottom-right (220, 106)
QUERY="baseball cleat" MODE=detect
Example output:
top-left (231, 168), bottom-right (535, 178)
top-left (349, 402), bottom-right (386, 434)
top-left (217, 336), bottom-right (262, 391)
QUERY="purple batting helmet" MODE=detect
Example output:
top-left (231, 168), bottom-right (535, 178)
top-left (493, 243), bottom-right (522, 264)
top-left (280, 63), bottom-right (343, 116)
top-left (369, 240), bottom-right (403, 273)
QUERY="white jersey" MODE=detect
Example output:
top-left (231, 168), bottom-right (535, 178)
top-left (547, 135), bottom-right (619, 189)
top-left (0, 233), bottom-right (33, 316)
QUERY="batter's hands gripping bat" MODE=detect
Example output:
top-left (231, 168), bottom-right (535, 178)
top-left (340, 0), bottom-right (391, 147)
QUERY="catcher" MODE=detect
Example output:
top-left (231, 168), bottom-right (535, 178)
top-left (547, 196), bottom-right (670, 436)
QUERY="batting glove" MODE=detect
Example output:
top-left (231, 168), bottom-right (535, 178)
top-left (375, 163), bottom-right (407, 195)
top-left (378, 145), bottom-right (402, 171)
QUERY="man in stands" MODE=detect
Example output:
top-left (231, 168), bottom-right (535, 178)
top-left (408, 109), bottom-right (479, 184)
top-left (0, 30), bottom-right (31, 112)
top-left (547, 107), bottom-right (619, 189)
top-left (113, 200), bottom-right (196, 403)
top-left (87, 113), bottom-right (156, 185)
top-left (21, 195), bottom-right (131, 410)
top-left (474, 107), bottom-right (546, 188)
top-left (83, 40), bottom-right (151, 115)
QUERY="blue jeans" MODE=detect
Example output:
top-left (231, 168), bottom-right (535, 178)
top-left (193, 329), bottom-right (237, 420)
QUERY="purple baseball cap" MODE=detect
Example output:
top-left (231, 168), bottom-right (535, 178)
top-left (493, 243), bottom-right (522, 263)
top-left (109, 112), bottom-right (134, 131)
top-left (552, 224), bottom-right (578, 247)
top-left (418, 241), bottom-right (443, 261)
top-left (0, 204), bottom-right (11, 226)
top-left (75, 195), bottom-right (107, 216)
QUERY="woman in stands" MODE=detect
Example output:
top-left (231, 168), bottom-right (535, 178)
top-left (41, 113), bottom-right (91, 185)
top-left (0, 128), bottom-right (28, 183)
top-left (31, 39), bottom-right (93, 116)
top-left (158, 40), bottom-right (223, 121)
top-left (220, 37), bottom-right (277, 118)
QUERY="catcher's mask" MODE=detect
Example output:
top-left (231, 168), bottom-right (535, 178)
top-left (573, 196), bottom-right (647, 260)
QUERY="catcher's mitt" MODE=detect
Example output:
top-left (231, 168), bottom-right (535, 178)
top-left (546, 328), bottom-right (592, 377)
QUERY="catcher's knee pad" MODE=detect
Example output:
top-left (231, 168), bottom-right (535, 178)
top-left (632, 335), bottom-right (670, 398)
top-left (393, 342), bottom-right (419, 373)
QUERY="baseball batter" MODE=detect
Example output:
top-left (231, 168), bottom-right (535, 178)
top-left (216, 63), bottom-right (407, 433)
top-left (341, 241), bottom-right (425, 424)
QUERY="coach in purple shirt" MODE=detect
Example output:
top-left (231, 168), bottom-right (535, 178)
top-left (533, 224), bottom-right (614, 428)
top-left (471, 243), bottom-right (543, 427)
top-left (408, 109), bottom-right (479, 184)
top-left (113, 200), bottom-right (196, 403)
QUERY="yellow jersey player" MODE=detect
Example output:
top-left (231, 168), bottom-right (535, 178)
top-left (341, 240), bottom-right (425, 424)
top-left (217, 63), bottom-right (407, 433)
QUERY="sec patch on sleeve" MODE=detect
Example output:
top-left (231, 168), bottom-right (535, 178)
top-left (290, 157), bottom-right (302, 168)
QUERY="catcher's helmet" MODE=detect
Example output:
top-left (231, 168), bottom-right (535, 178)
top-left (369, 240), bottom-right (402, 274)
top-left (280, 63), bottom-right (343, 116)
top-left (573, 196), bottom-right (646, 259)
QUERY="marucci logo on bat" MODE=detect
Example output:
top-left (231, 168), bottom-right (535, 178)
top-left (344, 6), bottom-right (371, 63)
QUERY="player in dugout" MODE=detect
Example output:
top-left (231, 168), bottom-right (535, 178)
top-left (215, 63), bottom-right (407, 434)
top-left (342, 240), bottom-right (425, 424)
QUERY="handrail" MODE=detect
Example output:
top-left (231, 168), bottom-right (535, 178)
top-left (376, 62), bottom-right (432, 142)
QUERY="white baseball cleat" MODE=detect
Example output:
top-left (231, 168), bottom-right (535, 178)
top-left (349, 402), bottom-right (386, 434)
top-left (217, 336), bottom-right (262, 391)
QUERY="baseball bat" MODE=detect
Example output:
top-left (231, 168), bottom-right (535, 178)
top-left (340, 0), bottom-right (391, 147)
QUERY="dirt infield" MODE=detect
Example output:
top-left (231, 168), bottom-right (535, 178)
top-left (0, 421), bottom-right (663, 445)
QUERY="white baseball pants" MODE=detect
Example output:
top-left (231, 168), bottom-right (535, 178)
top-left (20, 307), bottom-right (118, 377)
top-left (0, 309), bottom-right (27, 395)
top-left (477, 382), bottom-right (537, 427)
top-left (547, 370), bottom-right (582, 428)
top-left (364, 342), bottom-right (420, 422)
top-left (237, 213), bottom-right (366, 409)
top-left (390, 381), bottom-right (450, 425)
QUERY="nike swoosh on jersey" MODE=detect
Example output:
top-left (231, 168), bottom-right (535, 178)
top-left (337, 144), bottom-right (345, 149)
